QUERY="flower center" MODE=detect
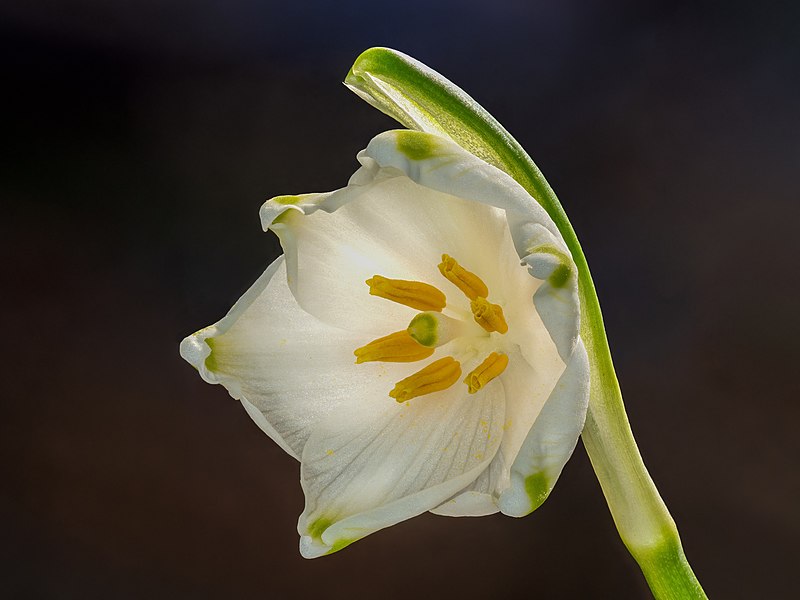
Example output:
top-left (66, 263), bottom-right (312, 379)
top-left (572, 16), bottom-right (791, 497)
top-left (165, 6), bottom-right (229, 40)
top-left (354, 254), bottom-right (510, 402)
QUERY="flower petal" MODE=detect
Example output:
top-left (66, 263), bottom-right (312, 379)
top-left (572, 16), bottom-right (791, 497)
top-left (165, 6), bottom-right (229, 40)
top-left (297, 382), bottom-right (505, 557)
top-left (429, 343), bottom-right (564, 516)
top-left (520, 225), bottom-right (581, 361)
top-left (428, 454), bottom-right (505, 517)
top-left (180, 257), bottom-right (394, 458)
top-left (357, 130), bottom-right (581, 357)
top-left (498, 339), bottom-right (590, 517)
top-left (362, 131), bottom-right (564, 249)
top-left (261, 171), bottom-right (510, 334)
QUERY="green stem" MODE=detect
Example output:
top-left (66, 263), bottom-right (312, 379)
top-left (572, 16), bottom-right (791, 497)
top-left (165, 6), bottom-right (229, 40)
top-left (480, 124), bottom-right (708, 600)
top-left (638, 535), bottom-right (707, 599)
top-left (347, 48), bottom-right (707, 599)
top-left (515, 153), bottom-right (707, 600)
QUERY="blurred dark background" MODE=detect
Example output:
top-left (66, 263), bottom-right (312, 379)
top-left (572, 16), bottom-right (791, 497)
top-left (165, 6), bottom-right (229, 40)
top-left (2, 1), bottom-right (798, 598)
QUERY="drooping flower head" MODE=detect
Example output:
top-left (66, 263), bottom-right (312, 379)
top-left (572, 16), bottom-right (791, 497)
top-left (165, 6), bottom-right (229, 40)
top-left (181, 129), bottom-right (589, 557)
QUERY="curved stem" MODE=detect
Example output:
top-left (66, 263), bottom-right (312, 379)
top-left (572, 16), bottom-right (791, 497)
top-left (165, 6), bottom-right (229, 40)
top-left (347, 48), bottom-right (708, 598)
top-left (491, 129), bottom-right (708, 600)
top-left (637, 535), bottom-right (707, 599)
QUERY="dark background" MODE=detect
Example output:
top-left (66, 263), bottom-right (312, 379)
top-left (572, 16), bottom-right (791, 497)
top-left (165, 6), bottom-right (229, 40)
top-left (3, 1), bottom-right (798, 598)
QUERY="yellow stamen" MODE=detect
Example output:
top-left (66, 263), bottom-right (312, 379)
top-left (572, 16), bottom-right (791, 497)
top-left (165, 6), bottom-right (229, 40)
top-left (366, 275), bottom-right (446, 312)
top-left (437, 254), bottom-right (489, 300)
top-left (464, 352), bottom-right (509, 394)
top-left (354, 331), bottom-right (434, 364)
top-left (470, 297), bottom-right (508, 334)
top-left (389, 357), bottom-right (462, 403)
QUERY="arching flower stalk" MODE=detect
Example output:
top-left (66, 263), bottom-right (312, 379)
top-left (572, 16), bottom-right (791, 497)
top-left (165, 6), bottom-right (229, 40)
top-left (181, 130), bottom-right (589, 557)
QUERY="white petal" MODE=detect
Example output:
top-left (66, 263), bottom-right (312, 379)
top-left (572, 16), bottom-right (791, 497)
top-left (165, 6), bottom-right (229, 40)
top-left (362, 131), bottom-right (564, 253)
top-left (297, 382), bottom-right (505, 557)
top-left (267, 130), bottom-right (580, 360)
top-left (520, 224), bottom-right (582, 360)
top-left (260, 178), bottom-right (510, 335)
top-left (180, 257), bottom-right (401, 458)
top-left (368, 131), bottom-right (582, 359)
top-left (429, 490), bottom-right (499, 517)
top-left (430, 343), bottom-right (564, 516)
top-left (499, 339), bottom-right (590, 517)
top-left (429, 453), bottom-right (505, 517)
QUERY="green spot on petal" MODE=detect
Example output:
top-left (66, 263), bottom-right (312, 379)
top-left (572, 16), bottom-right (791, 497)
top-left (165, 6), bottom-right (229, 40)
top-left (548, 263), bottom-right (571, 288)
top-left (395, 130), bottom-right (439, 161)
top-left (272, 209), bottom-right (298, 225)
top-left (268, 194), bottom-right (320, 225)
top-left (327, 537), bottom-right (358, 555)
top-left (271, 195), bottom-right (302, 205)
top-left (204, 337), bottom-right (219, 372)
top-left (307, 517), bottom-right (334, 542)
top-left (530, 244), bottom-right (572, 288)
top-left (308, 517), bottom-right (359, 554)
top-left (524, 471), bottom-right (551, 512)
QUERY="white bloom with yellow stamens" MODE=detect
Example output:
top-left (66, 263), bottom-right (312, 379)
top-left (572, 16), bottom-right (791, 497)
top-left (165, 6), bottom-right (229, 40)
top-left (180, 129), bottom-right (590, 558)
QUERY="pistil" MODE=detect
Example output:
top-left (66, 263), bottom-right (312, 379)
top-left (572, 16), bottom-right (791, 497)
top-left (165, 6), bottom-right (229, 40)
top-left (407, 311), bottom-right (465, 347)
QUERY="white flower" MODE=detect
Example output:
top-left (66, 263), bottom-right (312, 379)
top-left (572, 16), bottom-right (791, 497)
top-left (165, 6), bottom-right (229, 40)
top-left (180, 129), bottom-right (590, 558)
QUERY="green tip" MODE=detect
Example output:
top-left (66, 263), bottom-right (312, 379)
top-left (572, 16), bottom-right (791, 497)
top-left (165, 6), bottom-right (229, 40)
top-left (529, 244), bottom-right (573, 288)
top-left (307, 517), bottom-right (333, 542)
top-left (395, 130), bottom-right (440, 161)
top-left (524, 471), bottom-right (551, 512)
top-left (204, 337), bottom-right (219, 372)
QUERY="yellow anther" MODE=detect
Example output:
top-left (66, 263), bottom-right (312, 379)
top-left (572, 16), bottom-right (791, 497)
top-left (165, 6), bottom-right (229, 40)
top-left (354, 331), bottom-right (435, 364)
top-left (438, 254), bottom-right (489, 300)
top-left (366, 275), bottom-right (446, 312)
top-left (464, 352), bottom-right (509, 394)
top-left (470, 297), bottom-right (508, 334)
top-left (389, 357), bottom-right (462, 403)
